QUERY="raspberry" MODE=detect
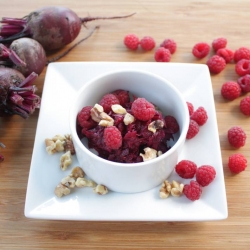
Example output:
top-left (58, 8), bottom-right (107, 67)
top-left (175, 160), bottom-right (197, 179)
top-left (99, 93), bottom-right (120, 113)
top-left (235, 59), bottom-right (250, 76)
top-left (160, 38), bottom-right (177, 54)
top-left (216, 48), bottom-right (234, 63)
top-left (103, 126), bottom-right (122, 150)
top-left (186, 102), bottom-right (194, 116)
top-left (140, 36), bottom-right (156, 51)
top-left (192, 42), bottom-right (210, 59)
top-left (123, 34), bottom-right (140, 50)
top-left (190, 106), bottom-right (208, 126)
top-left (206, 55), bottom-right (226, 74)
top-left (228, 153), bottom-right (247, 174)
top-left (227, 126), bottom-right (246, 148)
top-left (240, 96), bottom-right (250, 115)
top-left (196, 165), bottom-right (216, 187)
top-left (237, 75), bottom-right (250, 93)
top-left (154, 47), bottom-right (171, 62)
top-left (212, 37), bottom-right (227, 51)
top-left (186, 120), bottom-right (199, 139)
top-left (112, 89), bottom-right (130, 106)
top-left (183, 180), bottom-right (202, 201)
top-left (221, 81), bottom-right (241, 100)
top-left (131, 97), bottom-right (155, 121)
top-left (234, 47), bottom-right (250, 62)
top-left (77, 106), bottom-right (97, 129)
top-left (164, 115), bottom-right (179, 134)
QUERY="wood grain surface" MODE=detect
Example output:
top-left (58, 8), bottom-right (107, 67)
top-left (0, 0), bottom-right (250, 249)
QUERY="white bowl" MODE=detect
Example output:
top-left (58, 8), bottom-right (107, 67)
top-left (69, 69), bottom-right (189, 193)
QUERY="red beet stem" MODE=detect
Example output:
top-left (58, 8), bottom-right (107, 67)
top-left (80, 12), bottom-right (136, 23)
top-left (0, 44), bottom-right (26, 66)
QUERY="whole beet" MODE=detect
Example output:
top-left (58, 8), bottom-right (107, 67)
top-left (0, 6), bottom-right (135, 51)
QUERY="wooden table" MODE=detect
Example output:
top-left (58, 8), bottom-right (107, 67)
top-left (0, 0), bottom-right (249, 249)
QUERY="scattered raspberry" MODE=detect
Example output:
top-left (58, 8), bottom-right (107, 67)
top-left (235, 59), bottom-right (250, 76)
top-left (175, 160), bottom-right (197, 179)
top-left (160, 38), bottom-right (177, 54)
top-left (190, 106), bottom-right (208, 126)
top-left (196, 165), bottom-right (216, 187)
top-left (164, 115), bottom-right (179, 133)
top-left (240, 96), bottom-right (250, 115)
top-left (154, 47), bottom-right (171, 62)
top-left (221, 81), bottom-right (242, 100)
top-left (227, 126), bottom-right (246, 148)
top-left (103, 126), bottom-right (122, 150)
top-left (192, 42), bottom-right (210, 59)
top-left (206, 55), bottom-right (226, 74)
top-left (131, 97), bottom-right (155, 121)
top-left (186, 120), bottom-right (200, 139)
top-left (99, 93), bottom-right (120, 113)
top-left (228, 153), bottom-right (247, 174)
top-left (234, 47), bottom-right (250, 62)
top-left (212, 37), bottom-right (227, 51)
top-left (216, 48), bottom-right (234, 63)
top-left (183, 180), bottom-right (202, 201)
top-left (186, 102), bottom-right (194, 116)
top-left (77, 106), bottom-right (97, 129)
top-left (112, 89), bottom-right (130, 106)
top-left (123, 34), bottom-right (140, 50)
top-left (140, 36), bottom-right (156, 51)
top-left (237, 75), bottom-right (250, 93)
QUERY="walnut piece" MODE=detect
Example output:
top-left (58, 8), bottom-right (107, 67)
top-left (123, 113), bottom-right (135, 125)
top-left (55, 139), bottom-right (65, 152)
top-left (70, 166), bottom-right (85, 179)
top-left (61, 176), bottom-right (76, 188)
top-left (98, 112), bottom-right (114, 127)
top-left (93, 184), bottom-right (108, 195)
top-left (111, 104), bottom-right (127, 114)
top-left (159, 180), bottom-right (184, 199)
top-left (90, 104), bottom-right (104, 122)
top-left (45, 134), bottom-right (66, 154)
top-left (60, 151), bottom-right (72, 171)
top-left (140, 147), bottom-right (158, 162)
top-left (45, 139), bottom-right (57, 155)
top-left (75, 177), bottom-right (97, 188)
top-left (64, 134), bottom-right (75, 155)
top-left (148, 120), bottom-right (164, 133)
top-left (54, 183), bottom-right (71, 198)
top-left (52, 134), bottom-right (65, 142)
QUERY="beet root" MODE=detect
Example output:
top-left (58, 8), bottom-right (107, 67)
top-left (0, 6), bottom-right (135, 51)
top-left (0, 67), bottom-right (40, 118)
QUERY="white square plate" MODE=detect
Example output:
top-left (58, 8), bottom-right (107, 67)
top-left (25, 62), bottom-right (228, 221)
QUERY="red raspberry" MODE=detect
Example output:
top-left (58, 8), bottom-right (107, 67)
top-left (112, 89), bottom-right (130, 106)
top-left (140, 36), bottom-right (156, 51)
top-left (216, 48), bottom-right (234, 63)
top-left (212, 37), bottom-right (227, 51)
top-left (186, 102), bottom-right (194, 116)
top-left (124, 34), bottom-right (140, 50)
top-left (131, 97), bottom-right (155, 121)
top-left (192, 42), bottom-right (210, 59)
top-left (196, 165), bottom-right (216, 187)
top-left (164, 115), bottom-right (179, 134)
top-left (190, 106), bottom-right (208, 126)
top-left (154, 47), bottom-right (171, 62)
top-left (206, 55), bottom-right (226, 74)
top-left (183, 180), bottom-right (202, 201)
top-left (99, 93), bottom-right (120, 113)
top-left (234, 47), bottom-right (250, 62)
top-left (237, 75), bottom-right (250, 93)
top-left (227, 126), bottom-right (246, 148)
top-left (103, 126), bottom-right (122, 150)
top-left (221, 81), bottom-right (241, 100)
top-left (235, 59), bottom-right (250, 76)
top-left (160, 38), bottom-right (177, 54)
top-left (175, 160), bottom-right (197, 179)
top-left (77, 106), bottom-right (97, 129)
top-left (240, 96), bottom-right (250, 115)
top-left (186, 120), bottom-right (199, 139)
top-left (228, 153), bottom-right (247, 174)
